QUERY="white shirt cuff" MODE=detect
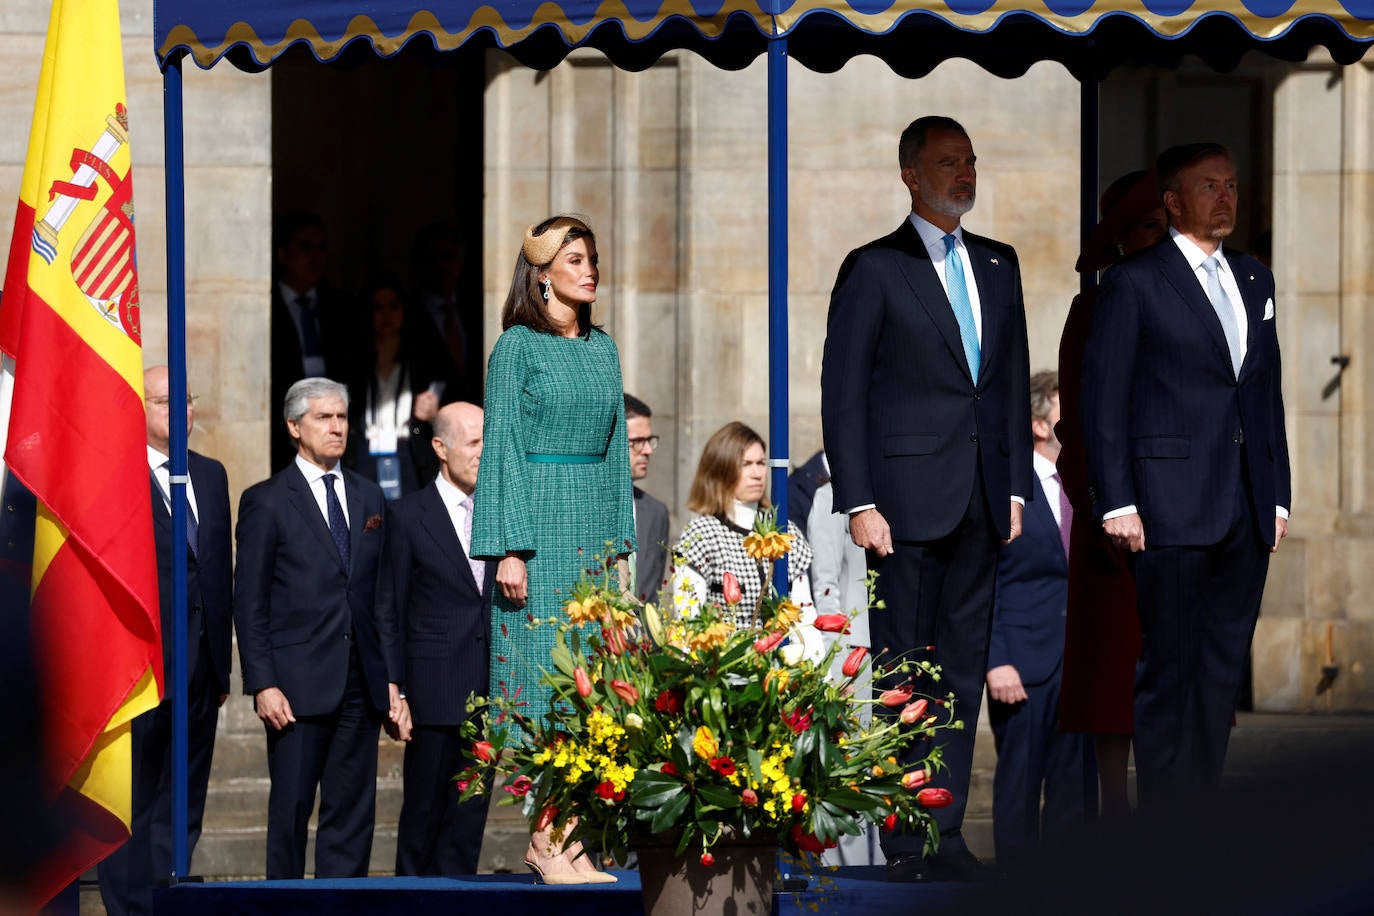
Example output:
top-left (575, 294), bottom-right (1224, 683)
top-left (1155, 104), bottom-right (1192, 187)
top-left (1102, 504), bottom-right (1138, 521)
top-left (1010, 496), bottom-right (1024, 506)
top-left (1276, 506), bottom-right (1289, 520)
top-left (846, 504), bottom-right (876, 515)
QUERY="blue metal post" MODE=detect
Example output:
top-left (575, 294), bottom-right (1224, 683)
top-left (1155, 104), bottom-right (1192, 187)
top-left (162, 54), bottom-right (191, 880)
top-left (1080, 80), bottom-right (1099, 295)
top-left (767, 36), bottom-right (790, 594)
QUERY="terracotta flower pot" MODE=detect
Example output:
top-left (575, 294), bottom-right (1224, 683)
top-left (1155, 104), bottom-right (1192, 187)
top-left (634, 831), bottom-right (777, 916)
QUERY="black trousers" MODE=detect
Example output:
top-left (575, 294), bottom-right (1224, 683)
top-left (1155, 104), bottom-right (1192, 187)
top-left (98, 637), bottom-right (219, 916)
top-left (395, 724), bottom-right (490, 875)
top-left (869, 472), bottom-right (999, 859)
top-left (989, 668), bottom-right (1094, 866)
top-left (1131, 485), bottom-right (1269, 805)
top-left (265, 652), bottom-right (381, 879)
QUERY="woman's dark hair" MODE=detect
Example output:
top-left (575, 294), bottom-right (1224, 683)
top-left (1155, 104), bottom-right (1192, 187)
top-left (501, 215), bottom-right (598, 337)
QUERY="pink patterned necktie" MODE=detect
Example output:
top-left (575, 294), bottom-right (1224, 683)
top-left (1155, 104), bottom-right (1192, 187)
top-left (461, 493), bottom-right (485, 589)
top-left (1052, 472), bottom-right (1072, 558)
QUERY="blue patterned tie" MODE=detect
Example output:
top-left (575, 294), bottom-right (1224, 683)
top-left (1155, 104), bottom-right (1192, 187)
top-left (162, 460), bottom-right (198, 557)
top-left (943, 234), bottom-right (981, 381)
top-left (323, 473), bottom-right (350, 567)
top-left (1202, 256), bottom-right (1242, 376)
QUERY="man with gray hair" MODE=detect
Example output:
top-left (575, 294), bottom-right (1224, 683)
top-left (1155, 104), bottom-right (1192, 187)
top-left (234, 377), bottom-right (407, 879)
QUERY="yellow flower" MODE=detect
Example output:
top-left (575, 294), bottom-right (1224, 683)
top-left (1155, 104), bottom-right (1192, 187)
top-left (566, 598), bottom-right (598, 626)
top-left (764, 667), bottom-right (790, 693)
top-left (688, 621), bottom-right (732, 652)
top-left (743, 530), bottom-right (793, 561)
top-left (692, 726), bottom-right (719, 759)
top-left (766, 598), bottom-right (801, 631)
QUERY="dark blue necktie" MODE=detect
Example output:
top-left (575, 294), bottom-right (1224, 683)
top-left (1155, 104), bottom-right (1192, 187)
top-left (297, 293), bottom-right (322, 358)
top-left (323, 473), bottom-right (350, 567)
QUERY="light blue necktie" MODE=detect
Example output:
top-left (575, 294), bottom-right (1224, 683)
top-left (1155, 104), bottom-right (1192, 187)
top-left (1202, 256), bottom-right (1242, 376)
top-left (943, 234), bottom-right (980, 381)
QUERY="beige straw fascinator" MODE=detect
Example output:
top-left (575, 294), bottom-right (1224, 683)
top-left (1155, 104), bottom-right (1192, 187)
top-left (522, 216), bottom-right (589, 267)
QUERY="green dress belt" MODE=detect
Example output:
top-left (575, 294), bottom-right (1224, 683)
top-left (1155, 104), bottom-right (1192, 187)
top-left (525, 453), bottom-right (602, 464)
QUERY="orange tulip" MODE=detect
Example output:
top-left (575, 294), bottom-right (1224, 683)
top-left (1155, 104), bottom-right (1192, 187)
top-left (841, 646), bottom-right (869, 678)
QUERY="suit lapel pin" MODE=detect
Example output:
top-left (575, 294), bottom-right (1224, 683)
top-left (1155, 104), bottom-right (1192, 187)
top-left (990, 258), bottom-right (999, 266)
top-left (1249, 275), bottom-right (1255, 281)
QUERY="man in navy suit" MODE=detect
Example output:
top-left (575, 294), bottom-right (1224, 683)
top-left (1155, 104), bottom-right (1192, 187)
top-left (822, 115), bottom-right (1031, 881)
top-left (234, 377), bottom-right (407, 879)
top-left (99, 366), bottom-right (233, 916)
top-left (1081, 143), bottom-right (1291, 804)
top-left (986, 371), bottom-right (1091, 866)
top-left (625, 394), bottom-right (669, 602)
top-left (391, 401), bottom-right (493, 875)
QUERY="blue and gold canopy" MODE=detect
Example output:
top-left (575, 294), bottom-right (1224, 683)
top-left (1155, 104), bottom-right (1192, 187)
top-left (155, 0), bottom-right (1374, 76)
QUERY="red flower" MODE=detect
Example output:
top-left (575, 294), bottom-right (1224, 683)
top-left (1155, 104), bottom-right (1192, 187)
top-left (700, 852), bottom-right (715, 867)
top-left (661, 761), bottom-right (680, 777)
top-left (899, 698), bottom-right (930, 725)
top-left (722, 571), bottom-right (742, 605)
top-left (503, 775), bottom-right (533, 797)
top-left (781, 707), bottom-right (813, 734)
top-left (455, 778), bottom-right (470, 793)
top-left (708, 756), bottom-right (737, 777)
top-left (789, 822), bottom-right (830, 855)
top-left (472, 740), bottom-right (495, 763)
top-left (610, 679), bottom-right (640, 705)
top-left (655, 689), bottom-right (684, 715)
top-left (879, 684), bottom-right (914, 707)
top-left (536, 804), bottom-right (559, 831)
top-left (603, 626), bottom-right (628, 655)
top-left (813, 614), bottom-right (850, 634)
top-left (841, 646), bottom-right (869, 678)
top-left (901, 769), bottom-right (930, 790)
top-left (754, 631), bottom-right (786, 653)
top-left (882, 812), bottom-right (899, 832)
top-left (594, 780), bottom-right (625, 801)
top-left (574, 667), bottom-right (593, 698)
top-left (791, 793), bottom-right (807, 812)
top-left (916, 787), bottom-right (954, 809)
top-left (741, 788), bottom-right (758, 807)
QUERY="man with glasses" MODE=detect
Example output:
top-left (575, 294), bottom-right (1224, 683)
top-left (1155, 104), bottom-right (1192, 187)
top-left (99, 366), bottom-right (233, 916)
top-left (625, 394), bottom-right (669, 602)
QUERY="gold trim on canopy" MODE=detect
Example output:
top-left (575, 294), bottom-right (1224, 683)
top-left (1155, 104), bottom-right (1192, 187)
top-left (157, 0), bottom-right (1374, 69)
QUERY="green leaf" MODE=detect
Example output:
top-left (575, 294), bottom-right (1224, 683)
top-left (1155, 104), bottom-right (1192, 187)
top-left (549, 641), bottom-right (576, 678)
top-left (697, 784), bottom-right (742, 809)
top-left (826, 789), bottom-right (884, 814)
top-left (650, 790), bottom-right (691, 834)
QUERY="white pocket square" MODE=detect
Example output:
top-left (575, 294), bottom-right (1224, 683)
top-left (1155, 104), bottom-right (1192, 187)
top-left (1263, 298), bottom-right (1274, 320)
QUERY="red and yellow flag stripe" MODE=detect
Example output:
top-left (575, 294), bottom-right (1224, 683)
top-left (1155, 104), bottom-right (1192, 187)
top-left (1, 0), bottom-right (161, 906)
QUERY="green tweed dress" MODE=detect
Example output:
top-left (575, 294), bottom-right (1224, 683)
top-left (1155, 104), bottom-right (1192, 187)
top-left (472, 325), bottom-right (636, 737)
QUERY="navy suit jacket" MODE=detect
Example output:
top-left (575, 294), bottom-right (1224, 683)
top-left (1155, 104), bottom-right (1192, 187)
top-left (387, 481), bottom-right (493, 727)
top-left (822, 219), bottom-right (1032, 541)
top-left (151, 451), bottom-right (234, 695)
top-left (1081, 238), bottom-right (1291, 547)
top-left (988, 472), bottom-right (1068, 686)
top-left (233, 463), bottom-right (400, 716)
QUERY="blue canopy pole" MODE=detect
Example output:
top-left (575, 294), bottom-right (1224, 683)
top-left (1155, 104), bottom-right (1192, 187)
top-left (162, 53), bottom-right (192, 880)
top-left (766, 33), bottom-right (790, 594)
top-left (1080, 79), bottom-right (1099, 295)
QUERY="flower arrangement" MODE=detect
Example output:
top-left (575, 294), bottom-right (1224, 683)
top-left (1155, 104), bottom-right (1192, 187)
top-left (456, 512), bottom-right (959, 865)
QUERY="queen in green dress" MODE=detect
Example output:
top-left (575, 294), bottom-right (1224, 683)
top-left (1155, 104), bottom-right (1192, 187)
top-left (471, 215), bottom-right (634, 884)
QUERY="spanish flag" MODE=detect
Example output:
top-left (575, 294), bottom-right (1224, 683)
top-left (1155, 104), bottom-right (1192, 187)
top-left (0, 0), bottom-right (161, 907)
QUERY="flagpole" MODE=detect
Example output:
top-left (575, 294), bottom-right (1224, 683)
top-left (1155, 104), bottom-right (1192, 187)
top-left (162, 52), bottom-right (192, 881)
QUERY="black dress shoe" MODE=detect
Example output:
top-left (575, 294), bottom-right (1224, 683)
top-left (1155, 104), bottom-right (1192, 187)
top-left (885, 855), bottom-right (930, 883)
top-left (929, 848), bottom-right (990, 883)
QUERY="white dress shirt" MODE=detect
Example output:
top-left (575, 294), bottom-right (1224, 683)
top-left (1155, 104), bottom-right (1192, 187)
top-left (147, 445), bottom-right (200, 522)
top-left (434, 473), bottom-right (474, 555)
top-left (295, 453), bottom-right (350, 527)
top-left (1170, 228), bottom-right (1248, 365)
top-left (1034, 451), bottom-right (1061, 529)
top-left (909, 212), bottom-right (983, 344)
